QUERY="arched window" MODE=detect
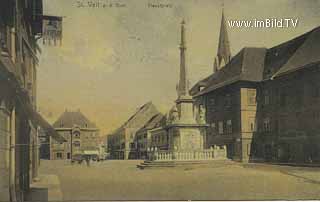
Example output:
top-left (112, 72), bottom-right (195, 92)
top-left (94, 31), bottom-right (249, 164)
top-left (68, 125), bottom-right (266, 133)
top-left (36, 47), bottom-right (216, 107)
top-left (73, 131), bottom-right (80, 138)
top-left (73, 141), bottom-right (81, 147)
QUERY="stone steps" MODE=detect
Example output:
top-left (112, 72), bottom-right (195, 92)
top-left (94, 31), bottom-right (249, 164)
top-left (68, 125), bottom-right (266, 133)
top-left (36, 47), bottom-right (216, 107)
top-left (137, 159), bottom-right (231, 169)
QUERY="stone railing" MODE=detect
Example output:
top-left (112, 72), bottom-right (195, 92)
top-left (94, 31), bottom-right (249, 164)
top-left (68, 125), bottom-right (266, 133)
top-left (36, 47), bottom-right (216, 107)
top-left (147, 147), bottom-right (227, 161)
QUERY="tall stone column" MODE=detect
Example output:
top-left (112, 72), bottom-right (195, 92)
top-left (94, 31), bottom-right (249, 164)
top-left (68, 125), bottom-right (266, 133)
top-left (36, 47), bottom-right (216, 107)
top-left (166, 20), bottom-right (209, 153)
top-left (175, 20), bottom-right (196, 125)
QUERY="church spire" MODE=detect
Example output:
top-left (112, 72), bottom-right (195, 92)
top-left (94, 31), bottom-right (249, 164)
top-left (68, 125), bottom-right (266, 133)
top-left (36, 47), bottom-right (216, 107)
top-left (177, 19), bottom-right (189, 97)
top-left (214, 6), bottom-right (231, 72)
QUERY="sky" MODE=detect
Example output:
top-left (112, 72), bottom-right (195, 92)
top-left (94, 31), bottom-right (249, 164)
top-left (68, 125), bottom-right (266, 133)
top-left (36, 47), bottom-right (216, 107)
top-left (37, 0), bottom-right (320, 135)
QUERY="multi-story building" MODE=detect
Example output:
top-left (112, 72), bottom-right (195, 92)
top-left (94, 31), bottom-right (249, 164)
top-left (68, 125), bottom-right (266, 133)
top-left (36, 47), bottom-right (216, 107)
top-left (107, 102), bottom-right (159, 159)
top-left (50, 110), bottom-right (100, 160)
top-left (0, 1), bottom-right (64, 201)
top-left (252, 27), bottom-right (320, 163)
top-left (135, 113), bottom-right (166, 159)
top-left (192, 47), bottom-right (266, 162)
top-left (191, 10), bottom-right (320, 163)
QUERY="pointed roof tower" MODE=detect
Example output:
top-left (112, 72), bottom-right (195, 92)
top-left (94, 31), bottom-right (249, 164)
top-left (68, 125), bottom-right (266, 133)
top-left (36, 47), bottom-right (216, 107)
top-left (177, 19), bottom-right (189, 98)
top-left (214, 6), bottom-right (231, 72)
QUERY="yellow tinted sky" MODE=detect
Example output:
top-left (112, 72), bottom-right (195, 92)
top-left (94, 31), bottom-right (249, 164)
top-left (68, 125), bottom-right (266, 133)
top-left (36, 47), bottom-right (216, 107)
top-left (37, 0), bottom-right (320, 135)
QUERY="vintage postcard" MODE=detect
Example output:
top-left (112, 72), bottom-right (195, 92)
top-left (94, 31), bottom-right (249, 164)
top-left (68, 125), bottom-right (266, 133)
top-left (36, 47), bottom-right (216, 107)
top-left (0, 0), bottom-right (320, 201)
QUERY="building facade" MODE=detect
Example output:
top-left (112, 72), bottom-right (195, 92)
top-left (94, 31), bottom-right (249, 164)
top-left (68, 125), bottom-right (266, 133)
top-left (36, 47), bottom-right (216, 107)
top-left (191, 48), bottom-right (266, 162)
top-left (0, 1), bottom-right (65, 201)
top-left (135, 113), bottom-right (167, 159)
top-left (191, 13), bottom-right (320, 163)
top-left (107, 102), bottom-right (159, 159)
top-left (50, 110), bottom-right (100, 160)
top-left (252, 28), bottom-right (320, 163)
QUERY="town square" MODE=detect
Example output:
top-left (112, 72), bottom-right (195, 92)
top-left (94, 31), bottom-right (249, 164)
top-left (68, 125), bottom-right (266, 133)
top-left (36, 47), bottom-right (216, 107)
top-left (1, 0), bottom-right (320, 201)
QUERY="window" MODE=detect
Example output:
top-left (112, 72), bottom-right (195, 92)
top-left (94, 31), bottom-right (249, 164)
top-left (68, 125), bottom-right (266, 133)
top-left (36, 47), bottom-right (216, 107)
top-left (56, 152), bottom-right (63, 159)
top-left (263, 118), bottom-right (271, 132)
top-left (208, 97), bottom-right (216, 112)
top-left (199, 86), bottom-right (205, 91)
top-left (247, 144), bottom-right (251, 156)
top-left (312, 84), bottom-right (320, 98)
top-left (73, 131), bottom-right (80, 138)
top-left (280, 88), bottom-right (287, 107)
top-left (313, 111), bottom-right (320, 121)
top-left (264, 90), bottom-right (270, 105)
top-left (67, 153), bottom-right (71, 159)
top-left (279, 117), bottom-right (287, 133)
top-left (226, 120), bottom-right (232, 134)
top-left (225, 94), bottom-right (231, 107)
top-left (248, 89), bottom-right (256, 105)
top-left (209, 98), bottom-right (215, 106)
top-left (211, 122), bottom-right (216, 135)
top-left (218, 121), bottom-right (223, 134)
top-left (249, 117), bottom-right (256, 132)
top-left (73, 141), bottom-right (81, 147)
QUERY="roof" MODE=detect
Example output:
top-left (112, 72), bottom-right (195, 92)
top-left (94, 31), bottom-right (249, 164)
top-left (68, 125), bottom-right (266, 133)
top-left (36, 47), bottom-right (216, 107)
top-left (271, 26), bottom-right (320, 78)
top-left (191, 26), bottom-right (320, 97)
top-left (190, 74), bottom-right (214, 96)
top-left (194, 47), bottom-right (266, 97)
top-left (137, 113), bottom-right (166, 134)
top-left (110, 102), bottom-right (159, 135)
top-left (32, 111), bottom-right (67, 143)
top-left (53, 110), bottom-right (97, 128)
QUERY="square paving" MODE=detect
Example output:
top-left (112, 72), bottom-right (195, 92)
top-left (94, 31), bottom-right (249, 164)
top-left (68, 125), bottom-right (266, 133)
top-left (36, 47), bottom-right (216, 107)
top-left (38, 160), bottom-right (320, 201)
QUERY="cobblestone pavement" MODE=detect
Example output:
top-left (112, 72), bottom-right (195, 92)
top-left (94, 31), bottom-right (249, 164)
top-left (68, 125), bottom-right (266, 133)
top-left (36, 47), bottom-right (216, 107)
top-left (38, 160), bottom-right (320, 201)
